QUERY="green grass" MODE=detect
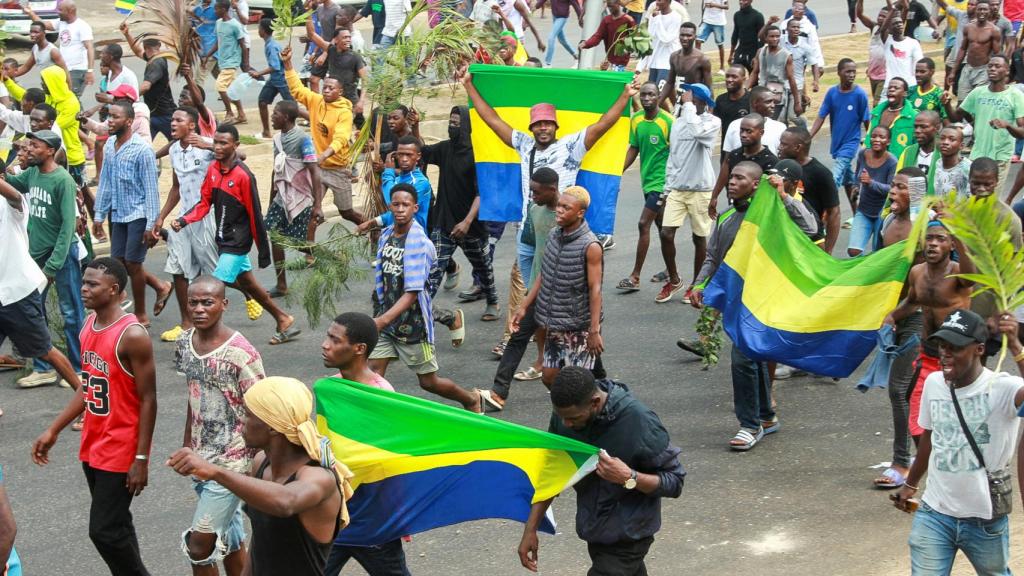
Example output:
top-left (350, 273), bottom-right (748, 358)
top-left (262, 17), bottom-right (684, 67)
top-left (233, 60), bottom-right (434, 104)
top-left (239, 135), bottom-right (263, 145)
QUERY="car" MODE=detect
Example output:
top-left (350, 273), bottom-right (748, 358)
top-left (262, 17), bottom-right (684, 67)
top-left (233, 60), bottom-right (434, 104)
top-left (0, 0), bottom-right (60, 41)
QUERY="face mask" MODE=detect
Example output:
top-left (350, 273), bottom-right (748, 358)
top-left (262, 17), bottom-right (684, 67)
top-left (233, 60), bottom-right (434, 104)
top-left (448, 125), bottom-right (460, 142)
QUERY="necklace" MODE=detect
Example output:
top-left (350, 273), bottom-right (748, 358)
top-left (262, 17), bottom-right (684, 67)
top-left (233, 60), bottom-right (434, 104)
top-left (887, 103), bottom-right (902, 113)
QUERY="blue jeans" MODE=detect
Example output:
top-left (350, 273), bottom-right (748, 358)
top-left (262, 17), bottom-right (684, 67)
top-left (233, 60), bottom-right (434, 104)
top-left (545, 17), bottom-right (577, 65)
top-left (34, 243), bottom-right (85, 374)
top-left (380, 34), bottom-right (397, 48)
top-left (849, 211), bottom-right (882, 254)
top-left (730, 343), bottom-right (774, 431)
top-left (1013, 199), bottom-right (1024, 222)
top-left (517, 226), bottom-right (536, 288)
top-left (909, 503), bottom-right (1011, 575)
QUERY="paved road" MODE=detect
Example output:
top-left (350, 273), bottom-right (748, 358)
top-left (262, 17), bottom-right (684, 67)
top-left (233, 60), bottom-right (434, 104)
top-left (5, 131), bottom-right (1022, 575)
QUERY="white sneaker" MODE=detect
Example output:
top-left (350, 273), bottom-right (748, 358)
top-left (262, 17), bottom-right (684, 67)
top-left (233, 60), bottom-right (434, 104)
top-left (17, 370), bottom-right (58, 388)
top-left (58, 379), bottom-right (71, 389)
top-left (774, 364), bottom-right (805, 380)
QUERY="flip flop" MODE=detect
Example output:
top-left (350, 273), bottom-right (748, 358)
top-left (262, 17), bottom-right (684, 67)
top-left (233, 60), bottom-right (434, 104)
top-left (479, 389), bottom-right (505, 412)
top-left (481, 304), bottom-right (500, 322)
top-left (874, 467), bottom-right (907, 489)
top-left (761, 418), bottom-right (780, 435)
top-left (269, 327), bottom-right (302, 345)
top-left (152, 284), bottom-right (173, 316)
top-left (267, 287), bottom-right (288, 299)
top-left (450, 309), bottom-right (466, 348)
top-left (729, 427), bottom-right (764, 451)
top-left (616, 277), bottom-right (640, 292)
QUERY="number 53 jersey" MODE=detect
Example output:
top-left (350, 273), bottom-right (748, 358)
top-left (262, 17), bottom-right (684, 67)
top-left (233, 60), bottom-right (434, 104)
top-left (79, 312), bottom-right (145, 473)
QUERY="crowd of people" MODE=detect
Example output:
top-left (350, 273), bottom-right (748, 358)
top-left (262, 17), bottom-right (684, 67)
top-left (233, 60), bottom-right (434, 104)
top-left (4, 0), bottom-right (1024, 573)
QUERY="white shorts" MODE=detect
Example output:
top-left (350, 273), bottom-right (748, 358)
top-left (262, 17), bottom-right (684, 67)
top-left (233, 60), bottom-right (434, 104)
top-left (165, 213), bottom-right (219, 280)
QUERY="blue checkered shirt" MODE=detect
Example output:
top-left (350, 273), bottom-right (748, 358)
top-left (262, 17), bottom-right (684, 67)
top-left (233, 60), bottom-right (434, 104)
top-left (94, 134), bottom-right (160, 229)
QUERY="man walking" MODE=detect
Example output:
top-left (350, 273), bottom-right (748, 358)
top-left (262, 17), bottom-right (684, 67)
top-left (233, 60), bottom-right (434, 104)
top-left (518, 366), bottom-right (685, 574)
top-left (251, 19), bottom-right (294, 140)
top-left (729, 0), bottom-right (764, 71)
top-left (204, 0), bottom-right (248, 125)
top-left (658, 84), bottom-right (719, 304)
top-left (878, 4), bottom-right (924, 93)
top-left (810, 58), bottom-right (871, 216)
top-left (119, 24), bottom-right (176, 141)
top-left (696, 0), bottom-right (728, 74)
top-left (282, 45), bottom-right (363, 227)
top-left (93, 100), bottom-right (172, 329)
top-left (513, 186), bottom-right (603, 389)
top-left (172, 124), bottom-right (301, 345)
top-left (4, 130), bottom-right (85, 389)
top-left (692, 162), bottom-right (818, 450)
top-left (892, 309), bottom-right (1024, 575)
top-left (175, 276), bottom-right (264, 575)
top-left (24, 0), bottom-right (93, 96)
top-left (777, 126), bottom-right (841, 252)
top-left (951, 0), bottom-right (1002, 101)
top-left (32, 257), bottom-right (157, 576)
top-left (714, 65), bottom-right (751, 143)
top-left (660, 22), bottom-right (713, 111)
top-left (712, 112), bottom-right (779, 218)
top-left (168, 376), bottom-right (351, 576)
top-left (619, 82), bottom-right (672, 293)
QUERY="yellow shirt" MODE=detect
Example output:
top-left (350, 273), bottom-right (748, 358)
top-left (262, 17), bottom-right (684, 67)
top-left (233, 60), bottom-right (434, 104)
top-left (939, 0), bottom-right (969, 35)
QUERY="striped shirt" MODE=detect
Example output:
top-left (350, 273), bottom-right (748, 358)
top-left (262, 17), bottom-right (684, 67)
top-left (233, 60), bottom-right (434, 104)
top-left (94, 134), bottom-right (160, 229)
top-left (375, 220), bottom-right (436, 344)
top-left (170, 139), bottom-right (215, 213)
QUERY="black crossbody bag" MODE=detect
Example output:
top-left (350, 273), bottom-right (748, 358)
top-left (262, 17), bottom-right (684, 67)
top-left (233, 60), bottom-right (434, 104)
top-left (949, 383), bottom-right (1014, 519)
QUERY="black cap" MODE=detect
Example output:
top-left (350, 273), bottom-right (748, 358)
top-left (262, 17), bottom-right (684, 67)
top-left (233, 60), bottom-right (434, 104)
top-left (26, 130), bottom-right (61, 150)
top-left (772, 158), bottom-right (803, 182)
top-left (928, 309), bottom-right (989, 347)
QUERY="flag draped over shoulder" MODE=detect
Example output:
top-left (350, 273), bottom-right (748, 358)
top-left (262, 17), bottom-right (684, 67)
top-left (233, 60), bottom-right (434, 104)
top-left (467, 64), bottom-right (631, 234)
top-left (704, 183), bottom-right (913, 377)
top-left (114, 0), bottom-right (138, 15)
top-left (314, 377), bottom-right (599, 547)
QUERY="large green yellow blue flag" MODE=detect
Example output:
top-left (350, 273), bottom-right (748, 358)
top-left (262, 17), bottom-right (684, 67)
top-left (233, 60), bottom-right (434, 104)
top-left (314, 377), bottom-right (599, 546)
top-left (467, 64), bottom-right (631, 234)
top-left (114, 0), bottom-right (137, 15)
top-left (704, 182), bottom-right (913, 377)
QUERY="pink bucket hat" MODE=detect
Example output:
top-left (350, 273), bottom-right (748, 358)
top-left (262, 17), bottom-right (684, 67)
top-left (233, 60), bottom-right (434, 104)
top-left (529, 103), bottom-right (558, 128)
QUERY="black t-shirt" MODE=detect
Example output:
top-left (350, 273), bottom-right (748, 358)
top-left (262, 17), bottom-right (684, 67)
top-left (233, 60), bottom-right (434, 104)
top-left (799, 157), bottom-right (840, 215)
top-left (714, 91), bottom-right (750, 137)
top-left (143, 56), bottom-right (176, 118)
top-left (726, 146), bottom-right (777, 173)
top-left (360, 0), bottom-right (386, 44)
top-left (904, 0), bottom-right (931, 38)
top-left (325, 46), bottom-right (366, 105)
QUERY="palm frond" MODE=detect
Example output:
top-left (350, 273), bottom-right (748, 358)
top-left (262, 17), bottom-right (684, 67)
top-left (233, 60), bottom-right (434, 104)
top-left (132, 0), bottom-right (202, 72)
top-left (941, 192), bottom-right (1024, 371)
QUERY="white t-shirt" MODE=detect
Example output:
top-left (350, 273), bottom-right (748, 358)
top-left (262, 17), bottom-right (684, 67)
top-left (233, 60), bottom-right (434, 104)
top-left (722, 116), bottom-right (786, 154)
top-left (646, 10), bottom-right (683, 70)
top-left (0, 199), bottom-right (47, 306)
top-left (106, 67), bottom-right (140, 95)
top-left (883, 36), bottom-right (923, 91)
top-left (511, 128), bottom-right (588, 221)
top-left (701, 0), bottom-right (727, 26)
top-left (230, 0), bottom-right (253, 48)
top-left (919, 368), bottom-right (1024, 520)
top-left (57, 18), bottom-right (94, 71)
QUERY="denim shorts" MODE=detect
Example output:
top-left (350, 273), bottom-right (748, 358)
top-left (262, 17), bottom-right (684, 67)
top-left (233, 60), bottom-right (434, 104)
top-left (182, 479), bottom-right (246, 565)
top-left (109, 218), bottom-right (150, 263)
top-left (831, 155), bottom-right (856, 189)
top-left (849, 211), bottom-right (882, 254)
top-left (0, 289), bottom-right (51, 358)
top-left (698, 22), bottom-right (726, 45)
top-left (213, 253), bottom-right (252, 283)
top-left (258, 81), bottom-right (294, 105)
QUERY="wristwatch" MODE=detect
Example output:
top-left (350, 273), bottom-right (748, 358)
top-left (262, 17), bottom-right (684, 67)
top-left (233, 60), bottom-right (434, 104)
top-left (623, 469), bottom-right (637, 490)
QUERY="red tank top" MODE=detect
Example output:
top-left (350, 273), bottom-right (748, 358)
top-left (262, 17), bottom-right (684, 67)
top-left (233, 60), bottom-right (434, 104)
top-left (78, 313), bottom-right (145, 473)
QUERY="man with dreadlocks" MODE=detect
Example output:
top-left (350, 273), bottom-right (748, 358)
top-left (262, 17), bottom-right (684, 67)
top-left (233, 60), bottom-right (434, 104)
top-left (168, 376), bottom-right (353, 576)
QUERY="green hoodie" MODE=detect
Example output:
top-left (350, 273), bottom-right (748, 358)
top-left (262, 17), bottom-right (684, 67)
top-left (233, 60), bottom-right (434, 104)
top-left (7, 66), bottom-right (85, 167)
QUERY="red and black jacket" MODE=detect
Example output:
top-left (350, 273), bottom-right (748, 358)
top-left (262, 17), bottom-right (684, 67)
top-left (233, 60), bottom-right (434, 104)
top-left (177, 158), bottom-right (271, 269)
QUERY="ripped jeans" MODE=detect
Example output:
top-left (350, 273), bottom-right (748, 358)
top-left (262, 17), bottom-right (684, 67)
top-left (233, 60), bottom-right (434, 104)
top-left (183, 479), bottom-right (246, 566)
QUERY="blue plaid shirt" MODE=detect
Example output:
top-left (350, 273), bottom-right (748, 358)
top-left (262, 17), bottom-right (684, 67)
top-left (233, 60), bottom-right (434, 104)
top-left (94, 134), bottom-right (160, 229)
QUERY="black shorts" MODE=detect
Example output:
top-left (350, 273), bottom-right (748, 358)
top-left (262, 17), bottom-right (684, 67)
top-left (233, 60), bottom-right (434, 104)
top-left (0, 290), bottom-right (52, 358)
top-left (643, 192), bottom-right (662, 213)
top-left (109, 218), bottom-right (149, 263)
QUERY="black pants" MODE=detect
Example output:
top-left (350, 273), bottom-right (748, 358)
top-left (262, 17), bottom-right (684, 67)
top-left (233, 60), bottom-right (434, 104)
top-left (490, 302), bottom-right (605, 400)
top-left (83, 463), bottom-right (150, 576)
top-left (324, 539), bottom-right (411, 576)
top-left (587, 536), bottom-right (654, 576)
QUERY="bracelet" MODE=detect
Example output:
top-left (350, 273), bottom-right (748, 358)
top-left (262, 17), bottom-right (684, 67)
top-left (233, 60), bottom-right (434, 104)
top-left (135, 455), bottom-right (149, 461)
top-left (904, 483), bottom-right (919, 492)
top-left (1014, 350), bottom-right (1024, 363)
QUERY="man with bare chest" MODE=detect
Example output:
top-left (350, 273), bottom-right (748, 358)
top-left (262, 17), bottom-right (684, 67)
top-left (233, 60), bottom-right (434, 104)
top-left (871, 168), bottom-right (924, 490)
top-left (884, 220), bottom-right (974, 451)
top-left (660, 22), bottom-right (712, 111)
top-left (953, 0), bottom-right (1002, 100)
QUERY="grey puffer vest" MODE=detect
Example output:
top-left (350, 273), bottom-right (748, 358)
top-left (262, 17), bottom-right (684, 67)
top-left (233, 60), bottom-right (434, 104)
top-left (535, 221), bottom-right (601, 331)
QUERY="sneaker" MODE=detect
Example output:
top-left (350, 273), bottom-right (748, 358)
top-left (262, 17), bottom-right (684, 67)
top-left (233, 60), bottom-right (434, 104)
top-left (842, 217), bottom-right (853, 230)
top-left (655, 280), bottom-right (684, 303)
top-left (681, 286), bottom-right (694, 305)
top-left (457, 285), bottom-right (485, 302)
top-left (773, 364), bottom-right (806, 380)
top-left (58, 379), bottom-right (71, 389)
top-left (161, 325), bottom-right (184, 342)
top-left (17, 370), bottom-right (58, 389)
top-left (245, 299), bottom-right (264, 321)
top-left (598, 234), bottom-right (616, 250)
top-left (676, 338), bottom-right (706, 358)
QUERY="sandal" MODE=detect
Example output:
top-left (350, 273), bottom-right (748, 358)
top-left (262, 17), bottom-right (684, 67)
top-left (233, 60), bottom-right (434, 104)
top-left (269, 327), bottom-right (302, 345)
top-left (650, 271), bottom-right (668, 283)
top-left (761, 418), bottom-right (780, 435)
top-left (0, 354), bottom-right (24, 372)
top-left (267, 287), bottom-right (288, 299)
top-left (152, 283), bottom-right (173, 316)
top-left (479, 389), bottom-right (505, 412)
top-left (729, 427), bottom-right (764, 451)
top-left (492, 340), bottom-right (507, 359)
top-left (616, 277), bottom-right (640, 292)
top-left (481, 304), bottom-right (500, 322)
top-left (874, 467), bottom-right (907, 489)
top-left (449, 309), bottom-right (465, 348)
top-left (514, 366), bottom-right (543, 381)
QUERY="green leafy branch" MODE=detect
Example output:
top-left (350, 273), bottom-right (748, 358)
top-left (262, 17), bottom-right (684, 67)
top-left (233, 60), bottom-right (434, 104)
top-left (271, 0), bottom-right (311, 45)
top-left (695, 307), bottom-right (723, 369)
top-left (610, 23), bottom-right (651, 58)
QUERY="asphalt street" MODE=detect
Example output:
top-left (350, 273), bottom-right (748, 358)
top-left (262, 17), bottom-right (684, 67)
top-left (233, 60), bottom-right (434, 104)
top-left (1, 3), bottom-right (1010, 575)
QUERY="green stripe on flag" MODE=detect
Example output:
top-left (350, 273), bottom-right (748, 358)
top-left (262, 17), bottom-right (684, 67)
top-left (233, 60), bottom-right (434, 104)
top-left (467, 64), bottom-right (632, 114)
